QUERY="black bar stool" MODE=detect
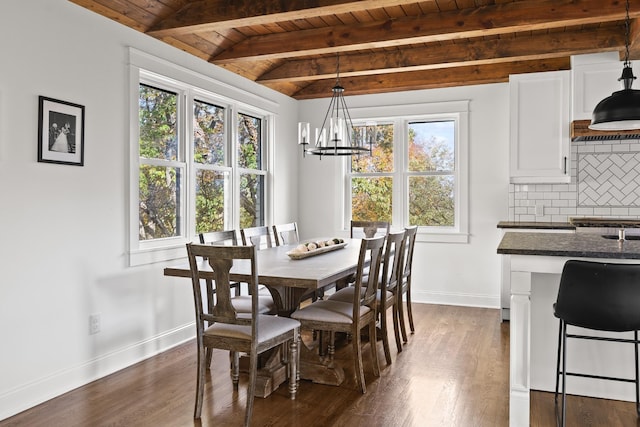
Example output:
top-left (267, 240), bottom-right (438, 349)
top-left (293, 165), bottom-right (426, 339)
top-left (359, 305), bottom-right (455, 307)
top-left (554, 260), bottom-right (640, 426)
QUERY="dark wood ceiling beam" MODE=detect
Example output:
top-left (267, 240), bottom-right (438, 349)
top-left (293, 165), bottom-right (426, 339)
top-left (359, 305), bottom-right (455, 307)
top-left (627, 18), bottom-right (640, 60)
top-left (290, 57), bottom-right (572, 100)
top-left (258, 26), bottom-right (625, 84)
top-left (146, 0), bottom-right (427, 36)
top-left (69, 0), bottom-right (148, 32)
top-left (212, 0), bottom-right (640, 63)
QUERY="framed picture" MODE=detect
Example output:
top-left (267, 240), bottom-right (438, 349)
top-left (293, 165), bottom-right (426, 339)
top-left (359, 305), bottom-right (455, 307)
top-left (38, 96), bottom-right (85, 166)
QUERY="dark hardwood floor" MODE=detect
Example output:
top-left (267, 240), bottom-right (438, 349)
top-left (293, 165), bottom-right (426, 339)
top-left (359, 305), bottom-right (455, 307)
top-left (1, 304), bottom-right (638, 426)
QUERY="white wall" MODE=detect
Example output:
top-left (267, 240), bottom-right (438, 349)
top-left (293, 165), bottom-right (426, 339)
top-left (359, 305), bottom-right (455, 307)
top-left (0, 0), bottom-right (510, 419)
top-left (298, 85), bottom-right (510, 308)
top-left (0, 0), bottom-right (298, 420)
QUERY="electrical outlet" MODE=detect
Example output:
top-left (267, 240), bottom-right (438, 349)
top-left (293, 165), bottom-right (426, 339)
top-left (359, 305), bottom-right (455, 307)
top-left (89, 313), bottom-right (101, 335)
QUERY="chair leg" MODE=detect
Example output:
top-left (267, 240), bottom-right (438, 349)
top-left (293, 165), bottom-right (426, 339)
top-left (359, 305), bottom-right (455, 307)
top-left (194, 340), bottom-right (205, 419)
top-left (406, 279), bottom-right (415, 333)
top-left (231, 351), bottom-right (240, 388)
top-left (206, 348), bottom-right (213, 368)
top-left (369, 320), bottom-right (380, 377)
top-left (392, 301), bottom-right (403, 354)
top-left (380, 307), bottom-right (392, 365)
top-left (297, 331), bottom-right (301, 382)
top-left (397, 291), bottom-right (408, 343)
top-left (244, 352), bottom-right (258, 427)
top-left (288, 335), bottom-right (299, 400)
top-left (353, 327), bottom-right (366, 393)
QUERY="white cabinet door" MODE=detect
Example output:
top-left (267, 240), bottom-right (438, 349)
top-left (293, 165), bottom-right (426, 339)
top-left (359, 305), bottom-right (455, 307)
top-left (509, 70), bottom-right (570, 183)
top-left (572, 61), bottom-right (638, 120)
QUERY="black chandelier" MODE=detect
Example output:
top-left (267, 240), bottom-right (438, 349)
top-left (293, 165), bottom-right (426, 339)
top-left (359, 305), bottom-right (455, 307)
top-left (298, 54), bottom-right (375, 158)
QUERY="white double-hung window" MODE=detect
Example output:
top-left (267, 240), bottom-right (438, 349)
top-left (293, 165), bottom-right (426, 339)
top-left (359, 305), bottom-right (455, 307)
top-left (129, 51), bottom-right (271, 265)
top-left (347, 101), bottom-right (469, 243)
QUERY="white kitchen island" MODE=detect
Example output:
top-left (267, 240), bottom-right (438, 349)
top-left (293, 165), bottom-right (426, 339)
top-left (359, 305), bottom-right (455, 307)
top-left (498, 231), bottom-right (640, 427)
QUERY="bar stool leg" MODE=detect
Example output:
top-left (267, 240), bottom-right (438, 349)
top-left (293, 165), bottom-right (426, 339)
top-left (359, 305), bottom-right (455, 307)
top-left (554, 319), bottom-right (563, 406)
top-left (635, 330), bottom-right (640, 416)
top-left (560, 321), bottom-right (567, 427)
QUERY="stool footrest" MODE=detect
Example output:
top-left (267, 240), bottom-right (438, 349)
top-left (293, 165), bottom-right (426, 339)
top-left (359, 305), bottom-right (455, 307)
top-left (561, 370), bottom-right (636, 384)
top-left (567, 333), bottom-right (640, 344)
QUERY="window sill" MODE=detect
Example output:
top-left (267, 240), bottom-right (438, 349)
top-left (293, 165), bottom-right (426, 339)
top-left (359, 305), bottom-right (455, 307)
top-left (416, 231), bottom-right (469, 244)
top-left (129, 244), bottom-right (187, 267)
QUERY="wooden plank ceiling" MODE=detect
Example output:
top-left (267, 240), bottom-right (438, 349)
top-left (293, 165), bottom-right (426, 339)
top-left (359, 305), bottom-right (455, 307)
top-left (69, 0), bottom-right (640, 100)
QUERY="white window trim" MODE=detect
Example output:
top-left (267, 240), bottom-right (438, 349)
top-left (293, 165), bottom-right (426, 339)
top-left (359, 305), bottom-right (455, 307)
top-left (346, 100), bottom-right (469, 243)
top-left (128, 49), bottom-right (277, 266)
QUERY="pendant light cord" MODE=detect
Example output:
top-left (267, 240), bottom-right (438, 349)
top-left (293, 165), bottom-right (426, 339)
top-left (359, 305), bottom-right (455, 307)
top-left (624, 0), bottom-right (631, 68)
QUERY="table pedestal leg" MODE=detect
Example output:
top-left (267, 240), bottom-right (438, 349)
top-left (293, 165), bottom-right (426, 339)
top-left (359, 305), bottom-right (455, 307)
top-left (260, 284), bottom-right (349, 387)
top-left (239, 348), bottom-right (288, 398)
top-left (298, 335), bottom-right (345, 385)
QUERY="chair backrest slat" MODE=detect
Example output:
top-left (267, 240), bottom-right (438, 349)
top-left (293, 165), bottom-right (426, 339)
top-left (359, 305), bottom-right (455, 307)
top-left (382, 230), bottom-right (406, 294)
top-left (199, 229), bottom-right (238, 246)
top-left (354, 236), bottom-right (386, 317)
top-left (273, 222), bottom-right (299, 246)
top-left (402, 226), bottom-right (418, 281)
top-left (350, 220), bottom-right (390, 239)
top-left (241, 226), bottom-right (274, 250)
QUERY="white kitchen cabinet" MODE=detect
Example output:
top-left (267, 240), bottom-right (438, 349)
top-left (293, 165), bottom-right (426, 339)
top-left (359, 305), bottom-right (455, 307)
top-left (509, 70), bottom-right (570, 183)
top-left (572, 60), bottom-right (639, 120)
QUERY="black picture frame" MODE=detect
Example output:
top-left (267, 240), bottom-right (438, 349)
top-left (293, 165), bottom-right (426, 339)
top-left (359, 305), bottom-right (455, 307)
top-left (38, 96), bottom-right (85, 166)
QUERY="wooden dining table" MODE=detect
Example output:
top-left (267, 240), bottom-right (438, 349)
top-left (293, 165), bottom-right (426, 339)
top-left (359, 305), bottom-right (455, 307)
top-left (163, 238), bottom-right (363, 397)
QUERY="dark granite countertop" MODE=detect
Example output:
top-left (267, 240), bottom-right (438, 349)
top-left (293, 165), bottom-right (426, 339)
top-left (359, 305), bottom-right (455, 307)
top-left (497, 231), bottom-right (640, 260)
top-left (497, 221), bottom-right (575, 230)
top-left (568, 217), bottom-right (640, 228)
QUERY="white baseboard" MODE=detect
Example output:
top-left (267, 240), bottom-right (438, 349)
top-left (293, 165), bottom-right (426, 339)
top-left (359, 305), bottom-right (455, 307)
top-left (0, 323), bottom-right (194, 422)
top-left (412, 290), bottom-right (500, 309)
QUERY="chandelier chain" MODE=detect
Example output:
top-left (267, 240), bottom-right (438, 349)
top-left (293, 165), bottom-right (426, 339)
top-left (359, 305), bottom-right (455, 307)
top-left (625, 0), bottom-right (631, 67)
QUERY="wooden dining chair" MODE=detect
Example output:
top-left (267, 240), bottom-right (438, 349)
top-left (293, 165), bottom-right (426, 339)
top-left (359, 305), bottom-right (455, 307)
top-left (291, 236), bottom-right (385, 393)
top-left (398, 226), bottom-right (418, 341)
top-left (186, 243), bottom-right (300, 426)
top-left (241, 225), bottom-right (275, 250)
top-left (329, 230), bottom-right (407, 365)
top-left (350, 220), bottom-right (390, 238)
top-left (197, 229), bottom-right (276, 367)
top-left (273, 222), bottom-right (299, 246)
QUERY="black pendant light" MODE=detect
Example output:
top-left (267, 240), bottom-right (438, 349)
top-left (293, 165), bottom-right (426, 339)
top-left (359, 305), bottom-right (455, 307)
top-left (590, 0), bottom-right (640, 130)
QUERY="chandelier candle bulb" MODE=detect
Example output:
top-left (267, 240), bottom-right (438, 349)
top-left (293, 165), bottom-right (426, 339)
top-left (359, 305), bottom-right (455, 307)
top-left (315, 128), bottom-right (326, 148)
top-left (330, 117), bottom-right (342, 143)
top-left (298, 122), bottom-right (310, 145)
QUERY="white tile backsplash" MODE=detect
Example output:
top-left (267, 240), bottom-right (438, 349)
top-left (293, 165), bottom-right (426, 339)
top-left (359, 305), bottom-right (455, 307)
top-left (509, 140), bottom-right (640, 222)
